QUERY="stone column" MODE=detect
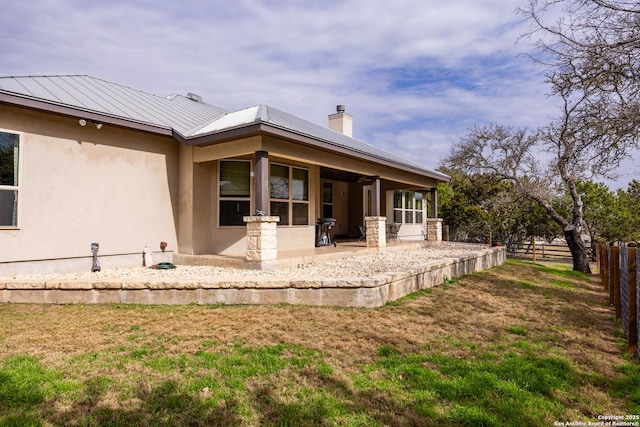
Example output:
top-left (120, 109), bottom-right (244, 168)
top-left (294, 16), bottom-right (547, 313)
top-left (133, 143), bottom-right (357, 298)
top-left (365, 216), bottom-right (387, 248)
top-left (425, 218), bottom-right (443, 242)
top-left (244, 216), bottom-right (280, 262)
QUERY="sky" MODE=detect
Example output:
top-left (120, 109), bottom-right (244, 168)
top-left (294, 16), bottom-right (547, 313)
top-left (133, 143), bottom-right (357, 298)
top-left (1, 0), bottom-right (637, 189)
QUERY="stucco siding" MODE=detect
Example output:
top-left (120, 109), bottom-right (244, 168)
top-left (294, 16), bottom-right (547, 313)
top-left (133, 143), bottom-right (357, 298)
top-left (397, 224), bottom-right (424, 240)
top-left (0, 106), bottom-right (179, 270)
top-left (277, 227), bottom-right (316, 251)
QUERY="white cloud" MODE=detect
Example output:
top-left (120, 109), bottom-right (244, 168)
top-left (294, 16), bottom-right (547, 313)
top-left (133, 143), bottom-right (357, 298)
top-left (1, 0), bottom-right (634, 186)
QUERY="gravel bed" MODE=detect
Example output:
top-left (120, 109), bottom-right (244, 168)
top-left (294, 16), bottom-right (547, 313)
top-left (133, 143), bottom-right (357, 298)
top-left (4, 243), bottom-right (487, 281)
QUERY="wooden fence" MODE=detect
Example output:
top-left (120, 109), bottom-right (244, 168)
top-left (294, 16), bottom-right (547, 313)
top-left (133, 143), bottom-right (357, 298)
top-left (513, 241), bottom-right (571, 260)
top-left (511, 241), bottom-right (593, 262)
top-left (597, 243), bottom-right (638, 358)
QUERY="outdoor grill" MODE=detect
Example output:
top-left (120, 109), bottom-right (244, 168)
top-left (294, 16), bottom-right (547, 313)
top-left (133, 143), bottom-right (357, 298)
top-left (315, 218), bottom-right (337, 247)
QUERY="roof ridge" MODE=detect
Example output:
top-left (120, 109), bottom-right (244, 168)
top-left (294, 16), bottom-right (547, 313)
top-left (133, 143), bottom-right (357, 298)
top-left (259, 105), bottom-right (443, 176)
top-left (263, 103), bottom-right (369, 142)
top-left (256, 104), bottom-right (269, 122)
top-left (0, 74), bottom-right (89, 78)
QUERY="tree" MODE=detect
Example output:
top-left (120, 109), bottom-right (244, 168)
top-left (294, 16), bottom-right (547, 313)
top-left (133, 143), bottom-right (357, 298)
top-left (442, 0), bottom-right (640, 273)
top-left (520, 0), bottom-right (640, 144)
top-left (438, 169), bottom-right (561, 249)
top-left (615, 180), bottom-right (640, 243)
top-left (519, 1), bottom-right (640, 189)
top-left (573, 180), bottom-right (640, 247)
top-left (575, 181), bottom-right (619, 249)
top-left (437, 170), bottom-right (498, 243)
top-left (442, 120), bottom-right (599, 273)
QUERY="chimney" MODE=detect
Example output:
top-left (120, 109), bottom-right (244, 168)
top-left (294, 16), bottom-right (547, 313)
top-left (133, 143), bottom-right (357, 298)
top-left (328, 104), bottom-right (353, 137)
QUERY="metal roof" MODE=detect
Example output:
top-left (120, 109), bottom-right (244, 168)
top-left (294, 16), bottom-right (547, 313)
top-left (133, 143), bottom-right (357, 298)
top-left (0, 75), bottom-right (449, 182)
top-left (188, 104), bottom-right (449, 180)
top-left (0, 75), bottom-right (227, 135)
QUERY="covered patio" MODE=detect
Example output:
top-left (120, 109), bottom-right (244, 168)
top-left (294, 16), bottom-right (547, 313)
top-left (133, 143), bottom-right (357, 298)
top-left (174, 238), bottom-right (435, 270)
top-left (178, 104), bottom-right (449, 269)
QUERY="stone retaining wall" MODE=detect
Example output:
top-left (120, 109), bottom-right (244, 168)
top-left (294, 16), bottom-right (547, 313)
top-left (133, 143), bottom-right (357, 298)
top-left (0, 247), bottom-right (506, 308)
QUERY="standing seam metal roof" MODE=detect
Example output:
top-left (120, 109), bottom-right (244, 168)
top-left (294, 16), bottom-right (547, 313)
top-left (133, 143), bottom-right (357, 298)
top-left (0, 75), bottom-right (228, 135)
top-left (0, 74), bottom-right (448, 181)
top-left (189, 104), bottom-right (446, 178)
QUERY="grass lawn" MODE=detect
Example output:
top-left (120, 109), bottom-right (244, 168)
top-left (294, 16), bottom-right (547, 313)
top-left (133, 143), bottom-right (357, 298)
top-left (0, 259), bottom-right (638, 426)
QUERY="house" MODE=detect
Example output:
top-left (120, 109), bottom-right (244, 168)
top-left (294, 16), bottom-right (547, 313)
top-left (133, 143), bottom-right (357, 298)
top-left (0, 75), bottom-right (449, 275)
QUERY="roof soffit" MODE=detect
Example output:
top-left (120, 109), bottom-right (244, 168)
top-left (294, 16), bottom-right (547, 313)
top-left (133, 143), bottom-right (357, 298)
top-left (182, 121), bottom-right (450, 182)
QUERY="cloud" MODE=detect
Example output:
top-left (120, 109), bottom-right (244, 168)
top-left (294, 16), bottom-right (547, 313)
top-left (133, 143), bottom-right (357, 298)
top-left (1, 0), bottom-right (635, 185)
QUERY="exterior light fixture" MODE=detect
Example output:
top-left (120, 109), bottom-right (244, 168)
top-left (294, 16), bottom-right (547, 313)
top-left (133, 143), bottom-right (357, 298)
top-left (91, 242), bottom-right (101, 272)
top-left (79, 119), bottom-right (103, 129)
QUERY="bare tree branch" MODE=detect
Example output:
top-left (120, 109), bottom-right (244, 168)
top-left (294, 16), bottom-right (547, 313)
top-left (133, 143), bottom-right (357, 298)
top-left (441, 121), bottom-right (591, 272)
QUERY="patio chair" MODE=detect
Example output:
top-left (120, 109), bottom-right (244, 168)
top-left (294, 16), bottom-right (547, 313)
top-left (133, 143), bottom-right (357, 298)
top-left (357, 225), bottom-right (366, 241)
top-left (386, 223), bottom-right (401, 243)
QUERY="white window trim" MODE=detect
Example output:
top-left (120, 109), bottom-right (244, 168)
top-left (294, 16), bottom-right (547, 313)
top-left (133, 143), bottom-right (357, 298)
top-left (392, 190), bottom-right (425, 225)
top-left (0, 128), bottom-right (22, 229)
top-left (270, 163), bottom-right (310, 226)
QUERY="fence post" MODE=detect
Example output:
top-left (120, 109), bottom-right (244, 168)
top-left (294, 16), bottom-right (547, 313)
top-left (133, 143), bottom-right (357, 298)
top-left (611, 246), bottom-right (621, 320)
top-left (603, 244), bottom-right (608, 290)
top-left (621, 247), bottom-right (629, 337)
top-left (531, 236), bottom-right (536, 264)
top-left (628, 247), bottom-right (637, 355)
top-left (597, 244), bottom-right (604, 286)
top-left (637, 249), bottom-right (640, 360)
top-left (603, 246), bottom-right (610, 292)
top-left (607, 246), bottom-right (613, 302)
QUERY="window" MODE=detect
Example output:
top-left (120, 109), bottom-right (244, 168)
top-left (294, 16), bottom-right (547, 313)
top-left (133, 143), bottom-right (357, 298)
top-left (219, 160), bottom-right (251, 226)
top-left (415, 193), bottom-right (424, 224)
top-left (0, 130), bottom-right (20, 227)
top-left (393, 191), bottom-right (403, 223)
top-left (404, 191), bottom-right (414, 223)
top-left (270, 164), bottom-right (309, 226)
top-left (392, 190), bottom-right (424, 224)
